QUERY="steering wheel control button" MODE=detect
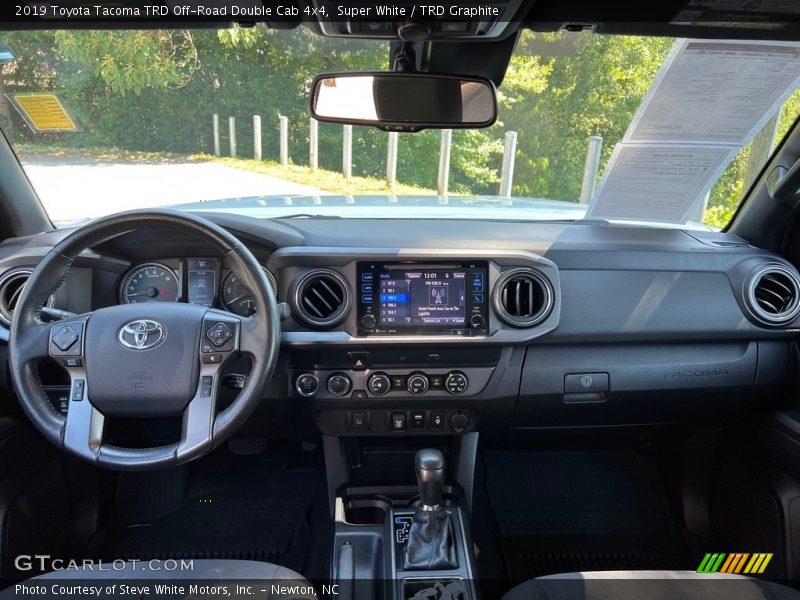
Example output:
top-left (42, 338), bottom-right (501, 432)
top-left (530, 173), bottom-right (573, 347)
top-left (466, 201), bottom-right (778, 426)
top-left (445, 371), bottom-right (468, 395)
top-left (71, 379), bottom-right (85, 402)
top-left (431, 412), bottom-right (445, 429)
top-left (201, 342), bottom-right (214, 354)
top-left (411, 412), bottom-right (426, 429)
top-left (52, 325), bottom-right (79, 352)
top-left (368, 372), bottom-right (391, 396)
top-left (449, 412), bottom-right (469, 433)
top-left (295, 374), bottom-right (320, 397)
top-left (407, 372), bottom-right (429, 395)
top-left (207, 322), bottom-right (233, 347)
top-left (391, 412), bottom-right (407, 431)
top-left (202, 353), bottom-right (223, 365)
top-left (327, 373), bottom-right (352, 397)
top-left (200, 375), bottom-right (213, 398)
top-left (350, 412), bottom-right (369, 430)
top-left (62, 357), bottom-right (82, 368)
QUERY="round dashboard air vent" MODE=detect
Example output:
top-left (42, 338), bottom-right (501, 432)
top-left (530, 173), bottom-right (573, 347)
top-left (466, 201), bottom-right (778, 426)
top-left (493, 268), bottom-right (554, 328)
top-left (292, 269), bottom-right (350, 328)
top-left (745, 264), bottom-right (800, 326)
top-left (0, 269), bottom-right (53, 327)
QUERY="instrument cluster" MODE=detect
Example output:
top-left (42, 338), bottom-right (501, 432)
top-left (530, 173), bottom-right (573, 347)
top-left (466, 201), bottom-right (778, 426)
top-left (117, 258), bottom-right (277, 316)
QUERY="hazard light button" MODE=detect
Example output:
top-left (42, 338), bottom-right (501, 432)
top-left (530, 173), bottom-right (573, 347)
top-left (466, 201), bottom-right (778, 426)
top-left (348, 352), bottom-right (370, 371)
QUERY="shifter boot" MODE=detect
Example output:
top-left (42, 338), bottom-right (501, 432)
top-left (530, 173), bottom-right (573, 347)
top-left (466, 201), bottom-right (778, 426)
top-left (403, 508), bottom-right (458, 570)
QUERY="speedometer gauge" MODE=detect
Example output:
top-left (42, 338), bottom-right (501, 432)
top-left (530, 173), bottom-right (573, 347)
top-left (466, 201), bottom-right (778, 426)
top-left (119, 263), bottom-right (180, 304)
top-left (221, 268), bottom-right (277, 316)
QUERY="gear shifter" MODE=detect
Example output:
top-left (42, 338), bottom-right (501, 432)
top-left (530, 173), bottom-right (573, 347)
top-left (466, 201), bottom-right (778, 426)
top-left (416, 448), bottom-right (445, 510)
top-left (402, 449), bottom-right (457, 570)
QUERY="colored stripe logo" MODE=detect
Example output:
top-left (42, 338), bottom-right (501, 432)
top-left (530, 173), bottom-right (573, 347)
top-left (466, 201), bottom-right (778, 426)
top-left (697, 553), bottom-right (773, 574)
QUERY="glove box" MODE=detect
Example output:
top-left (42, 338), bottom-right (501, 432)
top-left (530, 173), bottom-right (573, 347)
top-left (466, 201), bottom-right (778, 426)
top-left (514, 341), bottom-right (789, 428)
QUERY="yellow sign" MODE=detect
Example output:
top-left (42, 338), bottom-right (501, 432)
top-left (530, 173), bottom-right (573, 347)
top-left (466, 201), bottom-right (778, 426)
top-left (10, 93), bottom-right (77, 132)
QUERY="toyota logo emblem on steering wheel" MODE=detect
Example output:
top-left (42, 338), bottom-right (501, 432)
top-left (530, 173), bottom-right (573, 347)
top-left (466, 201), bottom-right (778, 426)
top-left (118, 319), bottom-right (166, 350)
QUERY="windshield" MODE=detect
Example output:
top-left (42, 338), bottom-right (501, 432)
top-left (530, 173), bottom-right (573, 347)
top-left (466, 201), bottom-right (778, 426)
top-left (1, 28), bottom-right (800, 228)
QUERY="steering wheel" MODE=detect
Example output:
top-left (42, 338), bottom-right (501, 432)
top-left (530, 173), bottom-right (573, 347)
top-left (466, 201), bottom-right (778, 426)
top-left (8, 210), bottom-right (280, 470)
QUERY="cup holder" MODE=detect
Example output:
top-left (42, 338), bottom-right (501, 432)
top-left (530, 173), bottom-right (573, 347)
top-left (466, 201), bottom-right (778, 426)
top-left (342, 497), bottom-right (390, 525)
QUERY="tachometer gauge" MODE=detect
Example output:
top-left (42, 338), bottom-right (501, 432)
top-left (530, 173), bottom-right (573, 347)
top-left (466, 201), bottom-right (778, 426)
top-left (119, 263), bottom-right (180, 304)
top-left (221, 268), bottom-right (277, 316)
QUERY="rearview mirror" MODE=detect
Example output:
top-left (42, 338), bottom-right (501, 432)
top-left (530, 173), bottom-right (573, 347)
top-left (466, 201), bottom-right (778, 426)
top-left (309, 72), bottom-right (497, 132)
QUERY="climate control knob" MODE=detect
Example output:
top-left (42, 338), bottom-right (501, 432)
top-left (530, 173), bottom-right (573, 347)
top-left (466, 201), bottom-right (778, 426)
top-left (327, 373), bottom-right (352, 397)
top-left (407, 372), bottom-right (429, 395)
top-left (445, 371), bottom-right (468, 395)
top-left (368, 372), bottom-right (391, 396)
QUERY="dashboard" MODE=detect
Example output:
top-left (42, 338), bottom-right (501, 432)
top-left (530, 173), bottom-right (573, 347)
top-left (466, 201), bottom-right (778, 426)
top-left (0, 214), bottom-right (798, 439)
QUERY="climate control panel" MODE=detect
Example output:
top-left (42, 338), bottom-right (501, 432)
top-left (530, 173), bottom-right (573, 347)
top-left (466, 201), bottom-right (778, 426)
top-left (291, 369), bottom-right (478, 400)
top-left (288, 347), bottom-right (499, 436)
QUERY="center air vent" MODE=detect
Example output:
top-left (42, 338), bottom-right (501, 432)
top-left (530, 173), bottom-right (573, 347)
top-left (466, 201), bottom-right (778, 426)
top-left (746, 264), bottom-right (800, 326)
top-left (493, 268), bottom-right (554, 328)
top-left (0, 269), bottom-right (53, 328)
top-left (293, 269), bottom-right (350, 328)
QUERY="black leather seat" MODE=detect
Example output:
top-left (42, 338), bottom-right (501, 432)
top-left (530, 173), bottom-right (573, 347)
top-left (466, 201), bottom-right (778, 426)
top-left (501, 571), bottom-right (800, 600)
top-left (2, 560), bottom-right (316, 599)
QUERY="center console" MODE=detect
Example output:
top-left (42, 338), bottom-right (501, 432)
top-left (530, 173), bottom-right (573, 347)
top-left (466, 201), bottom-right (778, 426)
top-left (331, 445), bottom-right (478, 600)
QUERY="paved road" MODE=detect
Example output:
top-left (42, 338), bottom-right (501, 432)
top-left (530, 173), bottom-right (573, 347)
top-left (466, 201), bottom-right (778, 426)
top-left (21, 156), bottom-right (331, 224)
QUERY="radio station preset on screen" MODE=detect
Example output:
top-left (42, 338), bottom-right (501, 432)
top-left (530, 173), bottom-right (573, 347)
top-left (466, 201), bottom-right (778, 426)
top-left (357, 262), bottom-right (489, 336)
top-left (380, 270), bottom-right (466, 326)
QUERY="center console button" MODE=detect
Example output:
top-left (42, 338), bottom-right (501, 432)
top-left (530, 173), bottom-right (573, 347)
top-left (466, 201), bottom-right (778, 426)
top-left (327, 373), bottom-right (352, 397)
top-left (368, 372), bottom-right (391, 396)
top-left (407, 372), bottom-right (429, 395)
top-left (391, 412), bottom-right (407, 431)
top-left (350, 411), bottom-right (369, 430)
top-left (445, 371), bottom-right (468, 395)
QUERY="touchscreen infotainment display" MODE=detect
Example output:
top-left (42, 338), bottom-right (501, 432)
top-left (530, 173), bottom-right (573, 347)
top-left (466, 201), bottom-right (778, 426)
top-left (379, 270), bottom-right (466, 326)
top-left (357, 261), bottom-right (488, 336)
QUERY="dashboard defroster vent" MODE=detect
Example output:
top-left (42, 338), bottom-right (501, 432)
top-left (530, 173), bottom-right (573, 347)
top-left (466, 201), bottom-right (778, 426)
top-left (746, 264), bottom-right (800, 326)
top-left (293, 269), bottom-right (350, 328)
top-left (493, 268), bottom-right (554, 328)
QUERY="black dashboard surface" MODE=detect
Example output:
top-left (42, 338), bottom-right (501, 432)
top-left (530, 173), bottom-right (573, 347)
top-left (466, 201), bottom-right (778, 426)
top-left (0, 215), bottom-right (792, 343)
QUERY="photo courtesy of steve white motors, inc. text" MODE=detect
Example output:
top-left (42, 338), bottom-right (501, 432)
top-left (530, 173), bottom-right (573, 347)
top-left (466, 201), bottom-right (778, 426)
top-left (13, 583), bottom-right (332, 598)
